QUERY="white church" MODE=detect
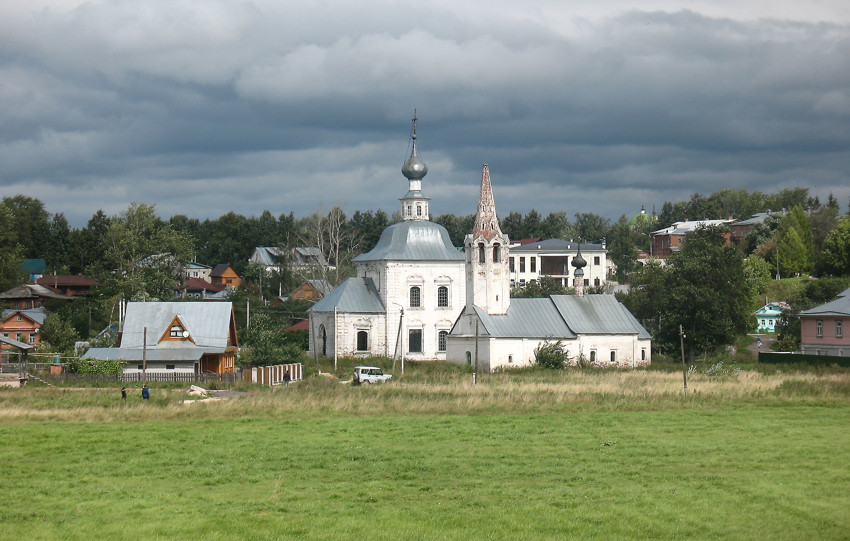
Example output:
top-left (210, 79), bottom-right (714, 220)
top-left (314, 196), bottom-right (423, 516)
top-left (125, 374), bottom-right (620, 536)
top-left (309, 119), bottom-right (651, 370)
top-left (308, 118), bottom-right (466, 360)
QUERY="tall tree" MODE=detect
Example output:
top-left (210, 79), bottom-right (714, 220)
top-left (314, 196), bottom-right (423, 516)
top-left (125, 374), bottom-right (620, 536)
top-left (541, 211), bottom-right (575, 240)
top-left (2, 195), bottom-right (51, 259)
top-left (819, 217), bottom-right (850, 277)
top-left (46, 213), bottom-right (72, 272)
top-left (101, 202), bottom-right (194, 300)
top-left (626, 227), bottom-right (753, 360)
top-left (607, 216), bottom-right (637, 283)
top-left (573, 212), bottom-right (610, 243)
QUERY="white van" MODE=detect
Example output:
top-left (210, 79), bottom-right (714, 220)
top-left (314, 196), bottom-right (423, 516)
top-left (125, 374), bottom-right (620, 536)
top-left (353, 366), bottom-right (392, 384)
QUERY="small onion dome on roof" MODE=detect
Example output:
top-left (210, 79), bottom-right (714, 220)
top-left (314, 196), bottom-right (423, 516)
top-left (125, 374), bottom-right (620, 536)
top-left (571, 244), bottom-right (587, 270)
top-left (401, 134), bottom-right (428, 180)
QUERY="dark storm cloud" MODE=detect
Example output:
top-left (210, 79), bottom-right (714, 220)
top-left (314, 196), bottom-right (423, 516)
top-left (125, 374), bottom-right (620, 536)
top-left (0, 1), bottom-right (848, 226)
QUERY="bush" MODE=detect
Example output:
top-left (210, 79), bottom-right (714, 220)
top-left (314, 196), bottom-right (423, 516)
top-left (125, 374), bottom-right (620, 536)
top-left (68, 357), bottom-right (125, 376)
top-left (534, 340), bottom-right (567, 369)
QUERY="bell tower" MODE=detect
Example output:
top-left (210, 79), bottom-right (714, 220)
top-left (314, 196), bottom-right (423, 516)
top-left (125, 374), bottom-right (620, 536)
top-left (465, 164), bottom-right (510, 315)
top-left (400, 110), bottom-right (430, 221)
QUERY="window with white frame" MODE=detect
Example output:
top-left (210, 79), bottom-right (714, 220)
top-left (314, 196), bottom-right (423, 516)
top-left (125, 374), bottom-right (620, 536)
top-left (437, 330), bottom-right (448, 352)
top-left (409, 329), bottom-right (423, 353)
top-left (837, 320), bottom-right (843, 338)
top-left (357, 330), bottom-right (369, 352)
top-left (437, 286), bottom-right (449, 307)
top-left (410, 286), bottom-right (421, 308)
top-left (610, 350), bottom-right (616, 363)
top-left (817, 320), bottom-right (823, 338)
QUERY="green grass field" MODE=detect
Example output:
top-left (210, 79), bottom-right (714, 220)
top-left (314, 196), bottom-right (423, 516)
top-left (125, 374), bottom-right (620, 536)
top-left (2, 365), bottom-right (849, 540)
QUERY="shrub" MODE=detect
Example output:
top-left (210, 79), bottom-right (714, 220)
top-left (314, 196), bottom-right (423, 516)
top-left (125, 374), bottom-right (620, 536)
top-left (534, 340), bottom-right (567, 369)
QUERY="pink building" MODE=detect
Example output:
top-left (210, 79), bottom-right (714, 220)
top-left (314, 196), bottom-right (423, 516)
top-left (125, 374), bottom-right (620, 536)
top-left (800, 287), bottom-right (850, 357)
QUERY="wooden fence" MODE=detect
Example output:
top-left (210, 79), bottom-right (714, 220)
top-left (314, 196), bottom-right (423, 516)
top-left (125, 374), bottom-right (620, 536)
top-left (243, 363), bottom-right (303, 386)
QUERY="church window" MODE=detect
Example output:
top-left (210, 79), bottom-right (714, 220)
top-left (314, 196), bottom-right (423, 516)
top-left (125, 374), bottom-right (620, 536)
top-left (509, 257), bottom-right (515, 272)
top-left (410, 286), bottom-right (421, 308)
top-left (407, 205), bottom-right (412, 216)
top-left (530, 257), bottom-right (536, 273)
top-left (437, 286), bottom-right (449, 307)
top-left (817, 320), bottom-right (823, 338)
top-left (466, 351), bottom-right (472, 365)
top-left (594, 256), bottom-right (600, 265)
top-left (519, 257), bottom-right (525, 273)
top-left (590, 350), bottom-right (596, 363)
top-left (493, 243), bottom-right (501, 263)
top-left (417, 205), bottom-right (422, 216)
top-left (610, 351), bottom-right (617, 363)
top-left (409, 329), bottom-right (423, 353)
top-left (357, 331), bottom-right (369, 352)
top-left (641, 348), bottom-right (646, 361)
top-left (319, 325), bottom-right (327, 357)
top-left (478, 243), bottom-right (485, 264)
top-left (438, 330), bottom-right (448, 352)
top-left (837, 320), bottom-right (843, 338)
top-left (508, 354), bottom-right (513, 364)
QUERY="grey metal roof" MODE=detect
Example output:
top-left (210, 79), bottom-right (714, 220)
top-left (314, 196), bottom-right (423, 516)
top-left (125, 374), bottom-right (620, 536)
top-left (120, 302), bottom-right (234, 349)
top-left (733, 212), bottom-right (774, 226)
top-left (511, 239), bottom-right (605, 252)
top-left (401, 190), bottom-right (430, 200)
top-left (800, 291), bottom-right (850, 317)
top-left (250, 247), bottom-right (285, 266)
top-left (310, 278), bottom-right (385, 314)
top-left (2, 307), bottom-right (49, 325)
top-left (0, 335), bottom-right (33, 350)
top-left (472, 295), bottom-right (650, 339)
top-left (550, 295), bottom-right (652, 338)
top-left (0, 284), bottom-right (70, 300)
top-left (353, 220), bottom-right (464, 262)
top-left (474, 298), bottom-right (575, 339)
top-left (81, 347), bottom-right (226, 362)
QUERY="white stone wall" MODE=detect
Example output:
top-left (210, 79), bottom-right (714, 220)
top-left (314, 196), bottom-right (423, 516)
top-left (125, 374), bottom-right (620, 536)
top-left (308, 311), bottom-right (387, 358)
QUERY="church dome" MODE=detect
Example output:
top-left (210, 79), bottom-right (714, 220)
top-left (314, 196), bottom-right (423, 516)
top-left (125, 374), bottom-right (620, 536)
top-left (353, 220), bottom-right (464, 262)
top-left (401, 135), bottom-right (428, 180)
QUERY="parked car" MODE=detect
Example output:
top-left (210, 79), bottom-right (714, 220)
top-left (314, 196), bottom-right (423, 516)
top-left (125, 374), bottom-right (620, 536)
top-left (353, 366), bottom-right (392, 385)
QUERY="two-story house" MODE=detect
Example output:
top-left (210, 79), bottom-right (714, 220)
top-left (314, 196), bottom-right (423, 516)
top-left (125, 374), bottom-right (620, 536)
top-left (508, 239), bottom-right (608, 289)
top-left (799, 288), bottom-right (850, 357)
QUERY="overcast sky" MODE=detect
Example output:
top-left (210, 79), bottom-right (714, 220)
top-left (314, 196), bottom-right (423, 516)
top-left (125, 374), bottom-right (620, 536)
top-left (2, 1), bottom-right (849, 227)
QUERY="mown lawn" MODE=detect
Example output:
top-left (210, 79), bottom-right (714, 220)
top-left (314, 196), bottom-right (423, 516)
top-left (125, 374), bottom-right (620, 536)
top-left (2, 397), bottom-right (848, 540)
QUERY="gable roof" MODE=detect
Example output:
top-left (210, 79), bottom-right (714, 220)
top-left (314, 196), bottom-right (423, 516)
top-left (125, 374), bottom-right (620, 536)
top-left (180, 278), bottom-right (226, 292)
top-left (310, 278), bottom-right (385, 313)
top-left (35, 275), bottom-right (98, 288)
top-left (120, 302), bottom-right (235, 349)
top-left (210, 264), bottom-right (236, 277)
top-left (800, 290), bottom-right (850, 317)
top-left (550, 295), bottom-right (651, 338)
top-left (467, 295), bottom-right (650, 340)
top-left (0, 284), bottom-right (70, 301)
top-left (2, 308), bottom-right (49, 326)
top-left (250, 247), bottom-right (286, 266)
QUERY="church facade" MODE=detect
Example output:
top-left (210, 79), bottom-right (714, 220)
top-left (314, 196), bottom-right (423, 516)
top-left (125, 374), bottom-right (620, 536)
top-left (446, 165), bottom-right (652, 371)
top-left (309, 119), bottom-right (465, 360)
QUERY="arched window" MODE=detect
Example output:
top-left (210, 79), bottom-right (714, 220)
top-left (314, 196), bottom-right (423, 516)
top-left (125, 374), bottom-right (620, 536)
top-left (610, 351), bottom-right (617, 363)
top-left (437, 286), bottom-right (449, 307)
top-left (641, 348), bottom-right (646, 361)
top-left (837, 320), bottom-right (843, 338)
top-left (493, 243), bottom-right (501, 263)
top-left (319, 325), bottom-right (327, 357)
top-left (407, 205), bottom-right (412, 216)
top-left (817, 320), bottom-right (823, 338)
top-left (416, 205), bottom-right (422, 216)
top-left (438, 330), bottom-right (448, 352)
top-left (478, 243), bottom-right (486, 264)
top-left (590, 350), bottom-right (596, 363)
top-left (466, 351), bottom-right (472, 365)
top-left (357, 330), bottom-right (368, 352)
top-left (410, 286), bottom-right (421, 308)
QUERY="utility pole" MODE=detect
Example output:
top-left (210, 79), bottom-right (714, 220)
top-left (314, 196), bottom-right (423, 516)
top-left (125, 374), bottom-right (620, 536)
top-left (679, 324), bottom-right (687, 396)
top-left (142, 326), bottom-right (148, 386)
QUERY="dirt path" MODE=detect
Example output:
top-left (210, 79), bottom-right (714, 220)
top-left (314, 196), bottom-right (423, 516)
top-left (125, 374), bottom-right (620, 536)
top-left (747, 334), bottom-right (776, 354)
